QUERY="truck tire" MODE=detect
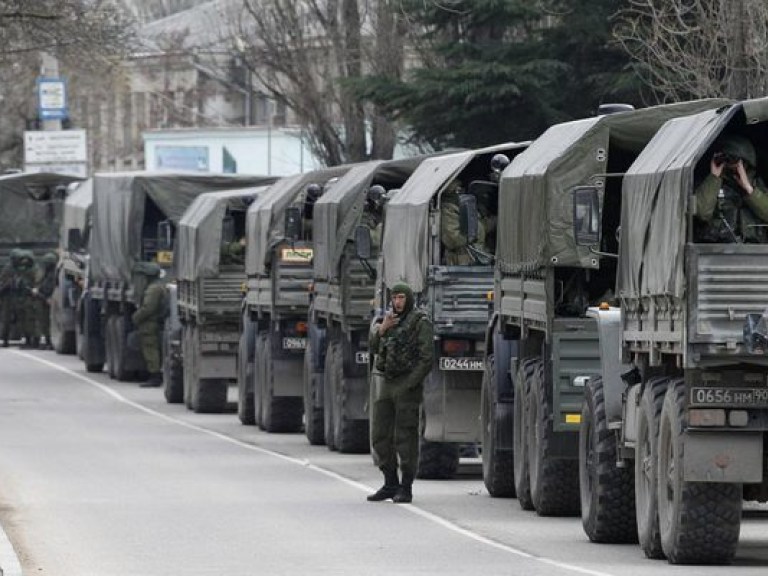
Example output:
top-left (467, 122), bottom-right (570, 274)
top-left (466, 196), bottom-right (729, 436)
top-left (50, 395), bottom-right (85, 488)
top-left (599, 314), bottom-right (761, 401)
top-left (303, 339), bottom-right (324, 444)
top-left (332, 343), bottom-right (369, 454)
top-left (195, 378), bottom-right (228, 414)
top-left (183, 325), bottom-right (195, 410)
top-left (323, 342), bottom-right (338, 450)
top-left (163, 355), bottom-right (183, 404)
top-left (579, 375), bottom-right (637, 543)
top-left (253, 332), bottom-right (267, 428)
top-left (658, 379), bottom-right (742, 565)
top-left (528, 360), bottom-right (580, 516)
top-left (261, 334), bottom-right (303, 433)
top-left (417, 436), bottom-right (460, 479)
top-left (636, 376), bottom-right (668, 559)
top-left (237, 320), bottom-right (255, 424)
top-left (51, 305), bottom-right (76, 355)
top-left (481, 353), bottom-right (515, 497)
top-left (112, 316), bottom-right (131, 382)
top-left (514, 358), bottom-right (534, 510)
top-left (105, 316), bottom-right (116, 379)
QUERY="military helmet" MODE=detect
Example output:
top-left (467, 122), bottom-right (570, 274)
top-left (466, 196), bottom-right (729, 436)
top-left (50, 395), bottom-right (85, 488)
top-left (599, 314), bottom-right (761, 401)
top-left (718, 135), bottom-right (757, 168)
top-left (41, 252), bottom-right (58, 265)
top-left (490, 153), bottom-right (510, 174)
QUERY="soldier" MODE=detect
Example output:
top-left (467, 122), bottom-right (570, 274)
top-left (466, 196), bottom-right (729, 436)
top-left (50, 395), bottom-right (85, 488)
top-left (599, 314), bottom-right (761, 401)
top-left (302, 183), bottom-right (324, 240)
top-left (13, 250), bottom-right (39, 348)
top-left (36, 252), bottom-right (58, 350)
top-left (221, 237), bottom-right (246, 266)
top-left (361, 184), bottom-right (387, 249)
top-left (695, 135), bottom-right (768, 243)
top-left (440, 181), bottom-right (487, 265)
top-left (0, 250), bottom-right (19, 347)
top-left (131, 262), bottom-right (167, 387)
top-left (367, 282), bottom-right (434, 503)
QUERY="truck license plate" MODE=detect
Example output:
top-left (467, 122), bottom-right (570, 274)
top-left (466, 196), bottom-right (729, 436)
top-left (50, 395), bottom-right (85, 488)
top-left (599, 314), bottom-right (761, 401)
top-left (439, 357), bottom-right (484, 371)
top-left (690, 387), bottom-right (768, 407)
top-left (282, 337), bottom-right (307, 350)
top-left (355, 351), bottom-right (369, 364)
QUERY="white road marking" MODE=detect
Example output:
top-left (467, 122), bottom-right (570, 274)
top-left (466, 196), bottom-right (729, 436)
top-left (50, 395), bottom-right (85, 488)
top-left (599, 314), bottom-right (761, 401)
top-left (9, 351), bottom-right (617, 576)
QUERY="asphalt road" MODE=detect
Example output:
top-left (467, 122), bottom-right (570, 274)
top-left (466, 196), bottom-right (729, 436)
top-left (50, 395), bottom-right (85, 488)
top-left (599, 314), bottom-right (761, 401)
top-left (0, 348), bottom-right (767, 575)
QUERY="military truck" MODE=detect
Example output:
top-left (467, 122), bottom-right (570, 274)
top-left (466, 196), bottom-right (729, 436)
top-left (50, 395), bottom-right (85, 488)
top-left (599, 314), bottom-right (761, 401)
top-left (481, 100), bottom-right (729, 512)
top-left (81, 172), bottom-right (273, 377)
top-left (308, 157), bottom-right (426, 451)
top-left (375, 143), bottom-right (527, 479)
top-left (576, 98), bottom-right (768, 565)
top-left (0, 172), bottom-right (83, 343)
top-left (171, 185), bottom-right (275, 412)
top-left (239, 166), bottom-right (352, 432)
top-left (52, 179), bottom-right (92, 355)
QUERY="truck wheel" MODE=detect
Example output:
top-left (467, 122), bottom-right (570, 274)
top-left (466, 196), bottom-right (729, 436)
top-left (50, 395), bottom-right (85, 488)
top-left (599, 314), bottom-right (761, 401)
top-left (323, 342), bottom-right (338, 450)
top-left (262, 334), bottom-right (303, 433)
top-left (163, 355), bottom-right (183, 404)
top-left (417, 436), bottom-right (460, 479)
top-left (528, 360), bottom-right (580, 516)
top-left (195, 378), bottom-right (228, 414)
top-left (105, 316), bottom-right (116, 379)
top-left (237, 321), bottom-right (255, 424)
top-left (514, 358), bottom-right (534, 510)
top-left (636, 376), bottom-right (668, 559)
top-left (580, 375), bottom-right (637, 543)
top-left (482, 353), bottom-right (515, 497)
top-left (333, 343), bottom-right (369, 454)
top-left (111, 316), bottom-right (131, 382)
top-left (253, 332), bottom-right (267, 428)
top-left (51, 305), bottom-right (76, 355)
top-left (658, 379), bottom-right (742, 565)
top-left (303, 339), bottom-right (325, 444)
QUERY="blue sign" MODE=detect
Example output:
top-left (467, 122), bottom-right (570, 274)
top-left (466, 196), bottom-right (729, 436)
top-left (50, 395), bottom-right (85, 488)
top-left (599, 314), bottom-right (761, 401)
top-left (37, 77), bottom-right (68, 120)
top-left (155, 146), bottom-right (210, 171)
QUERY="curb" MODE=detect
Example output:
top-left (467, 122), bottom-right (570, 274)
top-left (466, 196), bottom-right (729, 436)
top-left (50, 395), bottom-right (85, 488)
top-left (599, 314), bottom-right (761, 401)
top-left (0, 519), bottom-right (21, 576)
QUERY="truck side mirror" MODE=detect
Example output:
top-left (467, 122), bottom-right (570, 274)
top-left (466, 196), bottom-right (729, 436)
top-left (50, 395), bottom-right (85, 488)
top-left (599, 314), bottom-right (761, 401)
top-left (67, 228), bottom-right (83, 252)
top-left (284, 206), bottom-right (303, 241)
top-left (354, 225), bottom-right (372, 260)
top-left (573, 186), bottom-right (601, 246)
top-left (459, 194), bottom-right (479, 244)
top-left (157, 220), bottom-right (174, 251)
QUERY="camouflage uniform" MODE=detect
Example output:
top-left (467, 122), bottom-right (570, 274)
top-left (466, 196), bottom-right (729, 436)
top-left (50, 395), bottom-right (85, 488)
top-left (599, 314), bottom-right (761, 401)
top-left (221, 238), bottom-right (246, 265)
top-left (131, 262), bottom-right (166, 386)
top-left (36, 252), bottom-right (58, 349)
top-left (695, 135), bottom-right (768, 243)
top-left (441, 185), bottom-right (487, 265)
top-left (368, 282), bottom-right (434, 503)
top-left (12, 250), bottom-right (39, 348)
top-left (0, 251), bottom-right (18, 346)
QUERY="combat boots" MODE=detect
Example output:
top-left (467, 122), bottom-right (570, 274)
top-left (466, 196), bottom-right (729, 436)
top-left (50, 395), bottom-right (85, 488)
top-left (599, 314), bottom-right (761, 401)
top-left (367, 468), bottom-right (399, 502)
top-left (393, 474), bottom-right (413, 504)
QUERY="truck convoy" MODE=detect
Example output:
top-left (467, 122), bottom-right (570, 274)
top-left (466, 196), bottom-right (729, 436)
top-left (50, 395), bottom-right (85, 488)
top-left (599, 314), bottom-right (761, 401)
top-left (308, 157), bottom-right (426, 452)
top-left (240, 166), bottom-right (352, 432)
top-left (375, 143), bottom-right (527, 478)
top-left (80, 172), bottom-right (273, 378)
top-left (482, 100), bottom-right (729, 511)
top-left (172, 185), bottom-right (276, 412)
top-left (578, 97), bottom-right (768, 565)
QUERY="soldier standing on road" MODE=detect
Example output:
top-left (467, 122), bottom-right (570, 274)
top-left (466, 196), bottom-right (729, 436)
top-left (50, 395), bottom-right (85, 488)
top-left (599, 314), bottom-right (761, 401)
top-left (367, 282), bottom-right (434, 504)
top-left (695, 135), bottom-right (768, 243)
top-left (0, 251), bottom-right (18, 347)
top-left (132, 262), bottom-right (166, 388)
top-left (13, 250), bottom-right (40, 349)
top-left (36, 252), bottom-right (58, 350)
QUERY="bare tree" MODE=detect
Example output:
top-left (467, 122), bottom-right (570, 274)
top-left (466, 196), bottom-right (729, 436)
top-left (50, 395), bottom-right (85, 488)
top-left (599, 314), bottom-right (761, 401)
top-left (219, 0), bottom-right (406, 165)
top-left (615, 0), bottom-right (768, 101)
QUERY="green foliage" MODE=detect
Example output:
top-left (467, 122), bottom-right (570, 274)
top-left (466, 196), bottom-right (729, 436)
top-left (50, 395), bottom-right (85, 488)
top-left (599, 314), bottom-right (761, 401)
top-left (352, 0), bottom-right (643, 149)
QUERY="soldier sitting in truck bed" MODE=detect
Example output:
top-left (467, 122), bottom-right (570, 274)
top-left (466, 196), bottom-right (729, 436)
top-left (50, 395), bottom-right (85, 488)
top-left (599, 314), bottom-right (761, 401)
top-left (694, 134), bottom-right (768, 243)
top-left (440, 181), bottom-right (488, 265)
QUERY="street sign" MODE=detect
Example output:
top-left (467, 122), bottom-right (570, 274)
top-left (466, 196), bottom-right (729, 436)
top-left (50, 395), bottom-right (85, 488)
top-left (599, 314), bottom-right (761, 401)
top-left (37, 77), bottom-right (68, 120)
top-left (24, 130), bottom-right (87, 176)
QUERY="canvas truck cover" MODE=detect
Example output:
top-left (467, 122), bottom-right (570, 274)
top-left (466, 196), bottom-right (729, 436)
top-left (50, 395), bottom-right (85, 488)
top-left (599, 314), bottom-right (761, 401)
top-left (382, 143), bottom-right (527, 292)
top-left (0, 172), bottom-right (83, 249)
top-left (497, 99), bottom-right (731, 273)
top-left (60, 179), bottom-right (92, 247)
top-left (90, 172), bottom-right (276, 283)
top-left (245, 165), bottom-right (352, 276)
top-left (618, 97), bottom-right (768, 300)
top-left (176, 186), bottom-right (271, 281)
top-left (312, 157), bottom-right (426, 282)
